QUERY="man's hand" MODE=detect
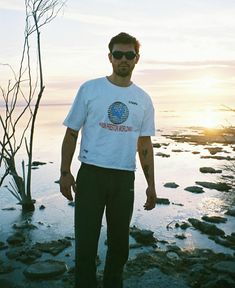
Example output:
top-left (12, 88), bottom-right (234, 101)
top-left (144, 186), bottom-right (157, 210)
top-left (60, 172), bottom-right (76, 201)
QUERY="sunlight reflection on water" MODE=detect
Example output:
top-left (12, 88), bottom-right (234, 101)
top-left (0, 104), bottom-right (234, 258)
top-left (199, 197), bottom-right (227, 214)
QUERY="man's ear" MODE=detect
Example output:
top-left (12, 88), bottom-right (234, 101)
top-left (108, 53), bottom-right (112, 63)
top-left (135, 54), bottom-right (140, 64)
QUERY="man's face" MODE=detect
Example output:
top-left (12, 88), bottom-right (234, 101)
top-left (108, 43), bottom-right (140, 78)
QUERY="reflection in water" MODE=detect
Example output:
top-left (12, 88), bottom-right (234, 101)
top-left (0, 104), bottom-right (234, 258)
top-left (199, 197), bottom-right (227, 215)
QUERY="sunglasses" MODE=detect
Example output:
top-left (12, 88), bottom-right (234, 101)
top-left (111, 51), bottom-right (137, 60)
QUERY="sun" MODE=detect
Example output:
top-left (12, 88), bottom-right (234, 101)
top-left (199, 108), bottom-right (219, 128)
top-left (199, 76), bottom-right (217, 89)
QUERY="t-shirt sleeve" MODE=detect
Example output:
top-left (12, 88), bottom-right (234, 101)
top-left (63, 85), bottom-right (87, 131)
top-left (139, 96), bottom-right (155, 136)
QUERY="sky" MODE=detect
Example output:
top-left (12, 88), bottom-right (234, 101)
top-left (0, 0), bottom-right (235, 116)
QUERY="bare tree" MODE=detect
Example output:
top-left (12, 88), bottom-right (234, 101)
top-left (0, 0), bottom-right (65, 211)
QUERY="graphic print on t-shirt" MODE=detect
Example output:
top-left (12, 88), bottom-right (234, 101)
top-left (108, 101), bottom-right (129, 124)
top-left (99, 101), bottom-right (132, 132)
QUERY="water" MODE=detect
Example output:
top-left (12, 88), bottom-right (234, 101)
top-left (0, 104), bottom-right (234, 265)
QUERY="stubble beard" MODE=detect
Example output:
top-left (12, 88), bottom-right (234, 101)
top-left (114, 64), bottom-right (134, 78)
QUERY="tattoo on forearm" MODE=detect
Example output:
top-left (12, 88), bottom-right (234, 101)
top-left (142, 149), bottom-right (148, 159)
top-left (143, 165), bottom-right (150, 180)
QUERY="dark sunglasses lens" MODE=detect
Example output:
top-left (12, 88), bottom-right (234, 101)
top-left (112, 51), bottom-right (136, 60)
top-left (125, 52), bottom-right (136, 60)
top-left (112, 51), bottom-right (123, 59)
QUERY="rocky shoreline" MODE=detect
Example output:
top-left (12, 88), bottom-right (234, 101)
top-left (1, 126), bottom-right (235, 287)
top-left (0, 206), bottom-right (234, 288)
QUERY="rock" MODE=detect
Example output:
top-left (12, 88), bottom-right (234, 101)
top-left (24, 259), bottom-right (67, 279)
top-left (172, 202), bottom-right (184, 206)
top-left (7, 232), bottom-right (26, 245)
top-left (156, 152), bottom-right (170, 158)
top-left (195, 181), bottom-right (231, 192)
top-left (175, 233), bottom-right (186, 240)
top-left (39, 204), bottom-right (46, 210)
top-left (1, 207), bottom-right (16, 211)
top-left (0, 241), bottom-right (8, 250)
top-left (0, 279), bottom-right (16, 288)
top-left (201, 276), bottom-right (235, 288)
top-left (31, 161), bottom-right (47, 166)
top-left (6, 247), bottom-right (42, 263)
top-left (201, 155), bottom-right (234, 160)
top-left (227, 233), bottom-right (235, 243)
top-left (205, 147), bottom-right (223, 155)
top-left (129, 243), bottom-right (143, 249)
top-left (201, 215), bottom-right (227, 224)
top-left (12, 221), bottom-right (37, 230)
top-left (189, 263), bottom-right (205, 275)
top-left (188, 218), bottom-right (225, 236)
top-left (164, 182), bottom-right (179, 188)
top-left (130, 226), bottom-right (156, 245)
top-left (156, 198), bottom-right (170, 205)
top-left (125, 253), bottom-right (159, 276)
top-left (225, 208), bottom-right (235, 216)
top-left (166, 245), bottom-right (181, 252)
top-left (192, 151), bottom-right (200, 154)
top-left (0, 261), bottom-right (14, 274)
top-left (164, 130), bottom-right (235, 145)
top-left (65, 236), bottom-right (75, 240)
top-left (222, 174), bottom-right (234, 179)
top-left (212, 261), bottom-right (235, 276)
top-left (153, 143), bottom-right (161, 148)
top-left (166, 251), bottom-right (180, 261)
top-left (199, 167), bottom-right (222, 174)
top-left (161, 143), bottom-right (170, 146)
top-left (124, 267), bottom-right (189, 288)
top-left (34, 238), bottom-right (71, 256)
top-left (172, 149), bottom-right (183, 152)
top-left (180, 222), bottom-right (191, 230)
top-left (184, 186), bottom-right (204, 193)
top-left (209, 235), bottom-right (235, 250)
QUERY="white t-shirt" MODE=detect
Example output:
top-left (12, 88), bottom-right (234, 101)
top-left (63, 77), bottom-right (155, 171)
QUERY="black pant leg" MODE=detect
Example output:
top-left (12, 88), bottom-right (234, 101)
top-left (103, 171), bottom-right (135, 288)
top-left (75, 164), bottom-right (106, 288)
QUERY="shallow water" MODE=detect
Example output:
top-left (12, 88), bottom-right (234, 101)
top-left (0, 105), bottom-right (234, 270)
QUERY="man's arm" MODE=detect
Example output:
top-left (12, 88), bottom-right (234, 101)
top-left (60, 127), bottom-right (79, 201)
top-left (138, 136), bottom-right (157, 210)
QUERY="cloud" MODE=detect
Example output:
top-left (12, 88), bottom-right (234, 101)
top-left (64, 8), bottom-right (136, 27)
top-left (0, 0), bottom-right (24, 11)
top-left (142, 60), bottom-right (235, 70)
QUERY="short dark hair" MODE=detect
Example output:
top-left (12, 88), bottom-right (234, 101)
top-left (108, 32), bottom-right (140, 54)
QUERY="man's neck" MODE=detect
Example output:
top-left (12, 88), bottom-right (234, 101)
top-left (107, 74), bottom-right (132, 87)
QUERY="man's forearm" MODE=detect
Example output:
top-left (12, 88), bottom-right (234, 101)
top-left (138, 136), bottom-right (155, 187)
top-left (60, 128), bottom-right (78, 174)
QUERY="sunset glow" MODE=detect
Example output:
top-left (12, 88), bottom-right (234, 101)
top-left (199, 76), bottom-right (218, 90)
top-left (0, 0), bottom-right (234, 126)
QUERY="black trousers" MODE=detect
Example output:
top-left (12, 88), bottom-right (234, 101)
top-left (75, 163), bottom-right (135, 288)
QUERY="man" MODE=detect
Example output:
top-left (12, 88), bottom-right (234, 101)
top-left (60, 32), bottom-right (157, 288)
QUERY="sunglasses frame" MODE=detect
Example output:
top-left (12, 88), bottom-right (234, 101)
top-left (111, 50), bottom-right (137, 60)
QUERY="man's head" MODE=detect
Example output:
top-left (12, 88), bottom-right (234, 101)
top-left (108, 32), bottom-right (140, 54)
top-left (108, 32), bottom-right (140, 78)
